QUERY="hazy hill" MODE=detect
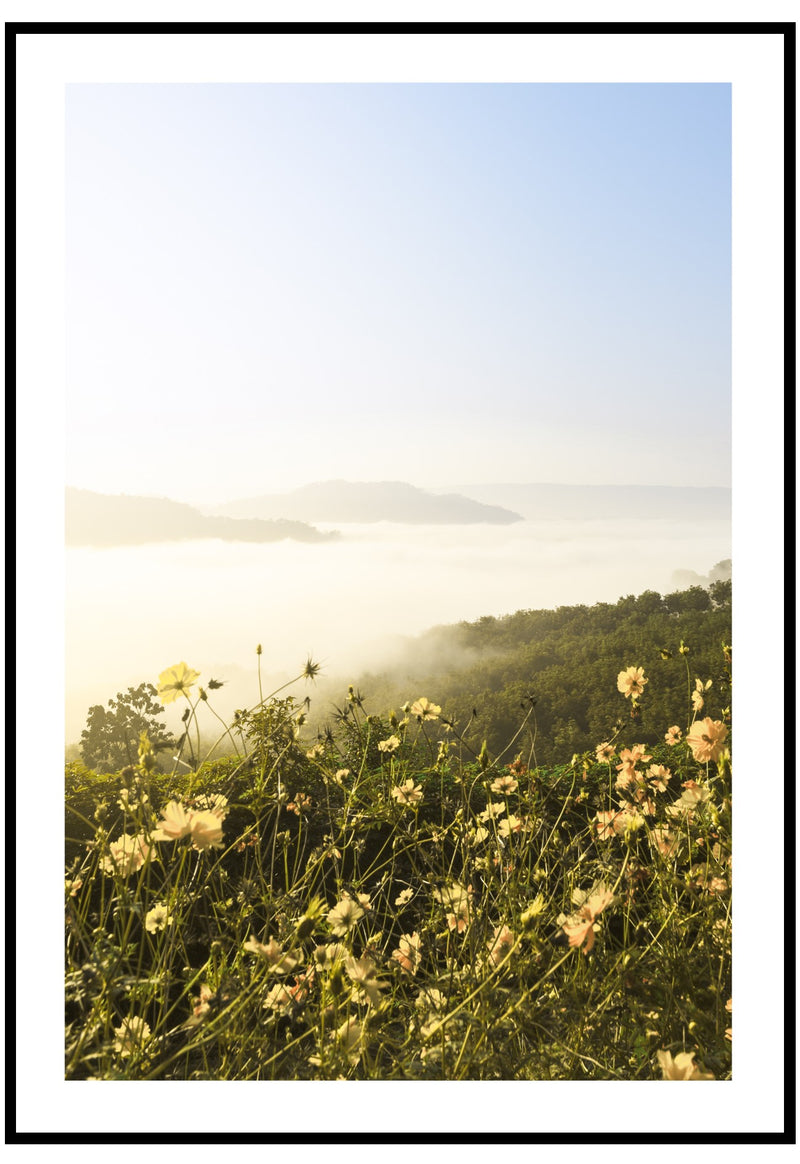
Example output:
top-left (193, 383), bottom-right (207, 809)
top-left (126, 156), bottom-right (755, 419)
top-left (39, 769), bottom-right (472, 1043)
top-left (66, 488), bottom-right (337, 547)
top-left (313, 577), bottom-right (732, 767)
top-left (450, 483), bottom-right (731, 522)
top-left (215, 480), bottom-right (523, 524)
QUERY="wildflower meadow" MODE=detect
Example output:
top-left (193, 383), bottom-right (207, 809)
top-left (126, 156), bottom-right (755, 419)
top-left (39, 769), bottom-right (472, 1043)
top-left (65, 646), bottom-right (732, 1081)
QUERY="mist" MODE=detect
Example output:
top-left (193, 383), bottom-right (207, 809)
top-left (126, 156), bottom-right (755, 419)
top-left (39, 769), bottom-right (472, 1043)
top-left (65, 513), bottom-right (730, 743)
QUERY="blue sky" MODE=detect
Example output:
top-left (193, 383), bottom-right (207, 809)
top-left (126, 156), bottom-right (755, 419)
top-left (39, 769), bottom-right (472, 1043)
top-left (66, 83), bottom-right (731, 503)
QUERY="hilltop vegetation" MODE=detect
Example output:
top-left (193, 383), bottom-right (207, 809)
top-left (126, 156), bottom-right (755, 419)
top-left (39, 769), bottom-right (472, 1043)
top-left (317, 580), bottom-right (732, 767)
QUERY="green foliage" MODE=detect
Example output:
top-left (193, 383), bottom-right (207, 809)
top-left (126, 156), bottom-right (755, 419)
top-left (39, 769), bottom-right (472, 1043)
top-left (80, 683), bottom-right (177, 773)
top-left (335, 584), bottom-right (732, 767)
top-left (64, 651), bottom-right (732, 1083)
top-left (235, 696), bottom-right (304, 767)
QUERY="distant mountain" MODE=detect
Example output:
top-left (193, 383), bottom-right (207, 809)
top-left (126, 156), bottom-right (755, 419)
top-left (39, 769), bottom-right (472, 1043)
top-left (216, 481), bottom-right (523, 525)
top-left (449, 483), bottom-right (731, 522)
top-left (66, 488), bottom-right (338, 547)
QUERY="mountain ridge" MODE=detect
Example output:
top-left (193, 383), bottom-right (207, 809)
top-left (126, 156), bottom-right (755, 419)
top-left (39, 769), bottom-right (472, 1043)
top-left (443, 482), bottom-right (731, 522)
top-left (65, 488), bottom-right (337, 547)
top-left (214, 480), bottom-right (523, 524)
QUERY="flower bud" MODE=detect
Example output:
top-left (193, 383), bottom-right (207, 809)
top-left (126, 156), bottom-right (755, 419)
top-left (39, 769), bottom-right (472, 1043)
top-left (295, 916), bottom-right (315, 941)
top-left (329, 965), bottom-right (347, 998)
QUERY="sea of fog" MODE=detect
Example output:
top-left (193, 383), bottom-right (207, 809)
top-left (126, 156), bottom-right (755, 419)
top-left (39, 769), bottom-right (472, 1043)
top-left (65, 516), bottom-right (730, 742)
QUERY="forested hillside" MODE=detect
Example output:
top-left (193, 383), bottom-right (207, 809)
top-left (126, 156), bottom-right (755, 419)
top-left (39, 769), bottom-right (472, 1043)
top-left (328, 581), bottom-right (732, 766)
top-left (66, 585), bottom-right (734, 1082)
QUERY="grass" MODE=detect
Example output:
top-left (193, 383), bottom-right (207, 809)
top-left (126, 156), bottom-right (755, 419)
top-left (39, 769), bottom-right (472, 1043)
top-left (65, 650), bottom-right (732, 1081)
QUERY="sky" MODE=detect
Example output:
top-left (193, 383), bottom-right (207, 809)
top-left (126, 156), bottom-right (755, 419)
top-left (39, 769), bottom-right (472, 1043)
top-left (66, 83), bottom-right (731, 504)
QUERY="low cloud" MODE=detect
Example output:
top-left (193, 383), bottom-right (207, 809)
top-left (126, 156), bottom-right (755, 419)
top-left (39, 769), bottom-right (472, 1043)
top-left (66, 519), bottom-right (731, 742)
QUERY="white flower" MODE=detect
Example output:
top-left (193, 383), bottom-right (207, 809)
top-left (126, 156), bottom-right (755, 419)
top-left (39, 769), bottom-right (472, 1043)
top-left (392, 779), bottom-right (423, 806)
top-left (189, 810), bottom-right (224, 851)
top-left (144, 903), bottom-right (173, 933)
top-left (334, 1016), bottom-right (364, 1065)
top-left (479, 801), bottom-right (506, 822)
top-left (617, 666), bottom-right (647, 699)
top-left (101, 834), bottom-right (153, 877)
top-left (327, 897), bottom-right (365, 936)
top-left (433, 882), bottom-right (471, 911)
top-left (498, 813), bottom-right (526, 838)
top-left (392, 931), bottom-right (422, 975)
top-left (113, 1016), bottom-right (151, 1057)
top-left (686, 718), bottom-right (728, 763)
top-left (343, 956), bottom-right (388, 1006)
top-left (410, 698), bottom-right (441, 720)
top-left (679, 780), bottom-right (710, 808)
top-left (486, 923), bottom-right (515, 966)
top-left (263, 983), bottom-right (295, 1014)
top-left (193, 793), bottom-right (229, 820)
top-left (657, 1049), bottom-right (714, 1080)
top-left (152, 800), bottom-right (193, 841)
top-left (378, 735), bottom-right (401, 754)
top-left (435, 883), bottom-right (473, 932)
top-left (243, 936), bottom-right (303, 974)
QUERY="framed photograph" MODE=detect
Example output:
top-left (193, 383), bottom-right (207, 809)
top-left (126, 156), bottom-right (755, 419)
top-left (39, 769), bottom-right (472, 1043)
top-left (11, 15), bottom-right (792, 1145)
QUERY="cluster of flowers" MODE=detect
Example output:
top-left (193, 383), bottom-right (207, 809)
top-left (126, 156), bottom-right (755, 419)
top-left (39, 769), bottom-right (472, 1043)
top-left (593, 666), bottom-right (729, 848)
top-left (154, 794), bottom-right (230, 849)
top-left (102, 662), bottom-right (728, 1080)
top-left (377, 697), bottom-right (442, 755)
top-left (615, 665), bottom-right (728, 763)
top-left (100, 795), bottom-right (230, 878)
top-left (223, 874), bottom-right (528, 1070)
top-left (97, 663), bottom-right (234, 878)
top-left (597, 660), bottom-right (730, 1076)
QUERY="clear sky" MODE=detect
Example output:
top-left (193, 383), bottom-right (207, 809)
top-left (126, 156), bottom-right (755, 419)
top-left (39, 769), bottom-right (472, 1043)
top-left (66, 83), bottom-right (731, 504)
